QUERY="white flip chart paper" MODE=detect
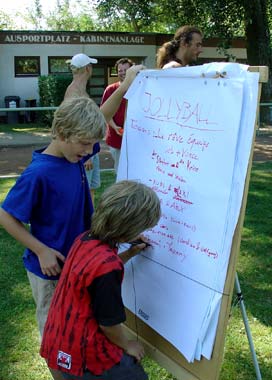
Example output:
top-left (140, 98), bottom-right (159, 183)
top-left (118, 63), bottom-right (259, 362)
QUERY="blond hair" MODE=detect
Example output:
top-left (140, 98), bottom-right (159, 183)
top-left (51, 97), bottom-right (106, 141)
top-left (91, 180), bottom-right (161, 246)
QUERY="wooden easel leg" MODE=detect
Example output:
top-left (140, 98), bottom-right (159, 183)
top-left (235, 273), bottom-right (262, 380)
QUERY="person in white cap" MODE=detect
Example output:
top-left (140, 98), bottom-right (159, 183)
top-left (64, 53), bottom-right (101, 205)
top-left (65, 53), bottom-right (98, 98)
top-left (69, 52), bottom-right (98, 67)
top-left (64, 53), bottom-right (144, 130)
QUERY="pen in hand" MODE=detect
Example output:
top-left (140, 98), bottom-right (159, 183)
top-left (129, 238), bottom-right (152, 247)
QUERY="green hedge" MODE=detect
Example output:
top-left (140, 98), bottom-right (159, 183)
top-left (38, 74), bottom-right (72, 125)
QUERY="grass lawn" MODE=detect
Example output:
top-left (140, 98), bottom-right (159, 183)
top-left (0, 164), bottom-right (271, 380)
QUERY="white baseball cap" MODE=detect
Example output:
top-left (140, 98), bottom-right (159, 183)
top-left (67, 53), bottom-right (98, 68)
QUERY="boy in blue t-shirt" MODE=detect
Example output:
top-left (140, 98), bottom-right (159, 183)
top-left (0, 62), bottom-right (144, 337)
top-left (0, 97), bottom-right (106, 336)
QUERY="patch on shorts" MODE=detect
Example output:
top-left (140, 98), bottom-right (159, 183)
top-left (57, 351), bottom-right (72, 369)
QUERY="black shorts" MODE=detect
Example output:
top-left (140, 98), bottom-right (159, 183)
top-left (62, 353), bottom-right (148, 380)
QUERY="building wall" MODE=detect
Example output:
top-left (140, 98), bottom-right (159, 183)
top-left (0, 43), bottom-right (155, 109)
top-left (0, 31), bottom-right (247, 111)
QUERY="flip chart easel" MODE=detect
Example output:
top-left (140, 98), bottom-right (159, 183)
top-left (123, 66), bottom-right (268, 380)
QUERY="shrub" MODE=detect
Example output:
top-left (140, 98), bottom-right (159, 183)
top-left (38, 74), bottom-right (72, 125)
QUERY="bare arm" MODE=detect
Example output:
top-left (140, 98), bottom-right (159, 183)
top-left (0, 208), bottom-right (65, 276)
top-left (118, 243), bottom-right (147, 264)
top-left (99, 323), bottom-right (145, 361)
top-left (108, 118), bottom-right (123, 135)
top-left (119, 235), bottom-right (151, 264)
top-left (100, 64), bottom-right (144, 123)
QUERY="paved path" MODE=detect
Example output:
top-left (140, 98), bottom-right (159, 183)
top-left (0, 131), bottom-right (51, 147)
top-left (0, 130), bottom-right (271, 177)
top-left (0, 131), bottom-right (114, 176)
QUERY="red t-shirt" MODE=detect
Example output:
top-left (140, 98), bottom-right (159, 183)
top-left (40, 234), bottom-right (124, 377)
top-left (101, 82), bottom-right (127, 149)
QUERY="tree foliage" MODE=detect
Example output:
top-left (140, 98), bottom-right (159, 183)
top-left (94, 0), bottom-right (272, 100)
top-left (45, 0), bottom-right (96, 31)
top-left (0, 11), bottom-right (16, 30)
top-left (93, 0), bottom-right (245, 34)
top-left (16, 0), bottom-right (96, 31)
top-left (94, 0), bottom-right (170, 32)
top-left (24, 0), bottom-right (43, 29)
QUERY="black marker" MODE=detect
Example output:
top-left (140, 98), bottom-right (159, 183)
top-left (129, 238), bottom-right (152, 247)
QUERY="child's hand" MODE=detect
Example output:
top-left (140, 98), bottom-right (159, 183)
top-left (125, 340), bottom-right (145, 362)
top-left (38, 247), bottom-right (66, 277)
top-left (129, 236), bottom-right (151, 248)
top-left (115, 126), bottom-right (124, 136)
top-left (118, 235), bottom-right (151, 264)
top-left (119, 238), bottom-right (151, 264)
top-left (120, 64), bottom-right (145, 92)
top-left (84, 159), bottom-right (93, 171)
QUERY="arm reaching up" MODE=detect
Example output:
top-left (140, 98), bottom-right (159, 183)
top-left (100, 64), bottom-right (145, 122)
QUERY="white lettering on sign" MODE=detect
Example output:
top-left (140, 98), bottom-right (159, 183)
top-left (4, 34), bottom-right (145, 44)
top-left (80, 35), bottom-right (145, 44)
top-left (4, 34), bottom-right (71, 43)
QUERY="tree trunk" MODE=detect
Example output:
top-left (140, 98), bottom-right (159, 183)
top-left (131, 16), bottom-right (140, 32)
top-left (244, 0), bottom-right (272, 101)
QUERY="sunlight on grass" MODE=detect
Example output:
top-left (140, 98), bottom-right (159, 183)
top-left (13, 128), bottom-right (49, 133)
top-left (0, 123), bottom-right (50, 134)
top-left (0, 178), bottom-right (16, 203)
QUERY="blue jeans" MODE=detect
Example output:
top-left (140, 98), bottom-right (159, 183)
top-left (85, 154), bottom-right (100, 190)
top-left (109, 147), bottom-right (120, 172)
top-left (62, 353), bottom-right (148, 380)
